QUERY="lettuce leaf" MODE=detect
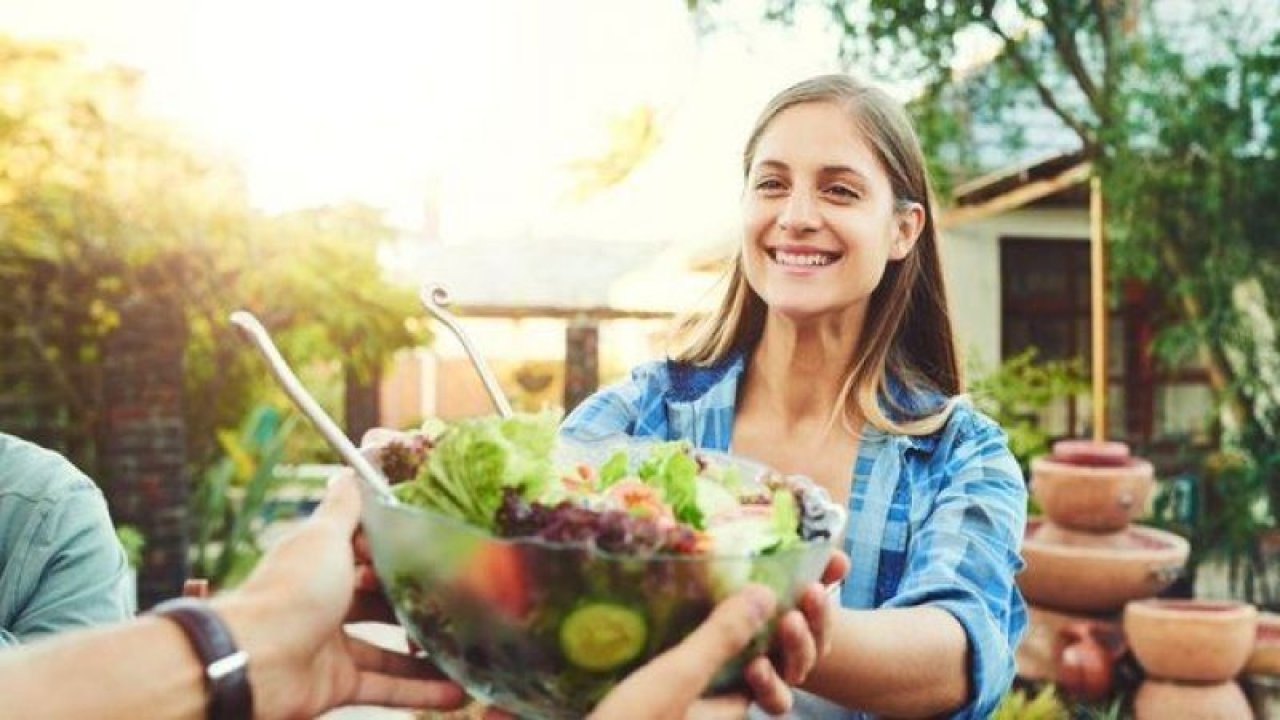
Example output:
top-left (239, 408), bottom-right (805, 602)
top-left (768, 489), bottom-right (800, 551)
top-left (636, 441), bottom-right (704, 529)
top-left (597, 451), bottom-right (629, 489)
top-left (393, 412), bottom-right (559, 530)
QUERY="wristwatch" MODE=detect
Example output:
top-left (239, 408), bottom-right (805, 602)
top-left (152, 597), bottom-right (254, 720)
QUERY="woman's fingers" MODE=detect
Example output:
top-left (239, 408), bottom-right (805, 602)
top-left (798, 582), bottom-right (832, 658)
top-left (744, 655), bottom-right (791, 715)
top-left (820, 550), bottom-right (850, 586)
top-left (773, 609), bottom-right (817, 685)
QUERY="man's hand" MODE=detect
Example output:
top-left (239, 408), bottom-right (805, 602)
top-left (217, 473), bottom-right (467, 719)
top-left (590, 585), bottom-right (778, 720)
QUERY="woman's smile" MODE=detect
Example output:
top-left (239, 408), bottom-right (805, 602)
top-left (767, 244), bottom-right (845, 271)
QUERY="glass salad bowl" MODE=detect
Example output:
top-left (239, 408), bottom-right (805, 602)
top-left (358, 436), bottom-right (845, 720)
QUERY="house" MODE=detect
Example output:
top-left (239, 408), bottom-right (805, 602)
top-left (941, 150), bottom-right (1215, 445)
top-left (375, 233), bottom-right (679, 426)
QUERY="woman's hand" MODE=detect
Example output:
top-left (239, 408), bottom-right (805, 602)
top-left (748, 549), bottom-right (850, 713)
top-left (215, 473), bottom-right (468, 719)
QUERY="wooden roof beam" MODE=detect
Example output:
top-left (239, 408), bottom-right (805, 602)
top-left (941, 161), bottom-right (1092, 230)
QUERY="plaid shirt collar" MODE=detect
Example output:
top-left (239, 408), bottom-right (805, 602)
top-left (661, 349), bottom-right (946, 454)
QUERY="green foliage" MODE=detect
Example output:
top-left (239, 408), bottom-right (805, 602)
top-left (0, 36), bottom-right (429, 478)
top-left (114, 524), bottom-right (145, 569)
top-left (969, 348), bottom-right (1089, 472)
top-left (190, 404), bottom-right (298, 588)
top-left (1151, 447), bottom-right (1279, 607)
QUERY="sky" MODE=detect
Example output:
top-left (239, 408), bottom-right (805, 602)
top-left (0, 0), bottom-right (855, 243)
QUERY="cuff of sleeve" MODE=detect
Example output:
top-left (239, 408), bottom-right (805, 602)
top-left (882, 589), bottom-right (1015, 720)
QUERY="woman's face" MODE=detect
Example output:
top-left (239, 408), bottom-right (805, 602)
top-left (740, 101), bottom-right (921, 323)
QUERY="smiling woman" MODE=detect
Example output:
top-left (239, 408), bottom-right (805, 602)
top-left (740, 102), bottom-right (924, 338)
top-left (562, 74), bottom-right (1027, 720)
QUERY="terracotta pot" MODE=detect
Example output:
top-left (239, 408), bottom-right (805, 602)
top-left (1031, 455), bottom-right (1155, 532)
top-left (1133, 679), bottom-right (1253, 720)
top-left (1125, 598), bottom-right (1259, 682)
top-left (1051, 439), bottom-right (1132, 467)
top-left (1033, 523), bottom-right (1130, 549)
top-left (1019, 519), bottom-right (1189, 613)
top-left (1055, 620), bottom-right (1127, 702)
top-left (1245, 612), bottom-right (1280, 677)
top-left (1016, 605), bottom-right (1121, 682)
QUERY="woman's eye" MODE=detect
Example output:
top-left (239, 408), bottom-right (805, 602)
top-left (754, 178), bottom-right (786, 193)
top-left (826, 185), bottom-right (860, 200)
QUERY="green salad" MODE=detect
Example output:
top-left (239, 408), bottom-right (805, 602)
top-left (367, 412), bottom-right (841, 718)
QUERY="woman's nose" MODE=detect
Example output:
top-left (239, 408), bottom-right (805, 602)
top-left (777, 191), bottom-right (819, 233)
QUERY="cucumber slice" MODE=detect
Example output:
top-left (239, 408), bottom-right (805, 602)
top-left (559, 602), bottom-right (648, 672)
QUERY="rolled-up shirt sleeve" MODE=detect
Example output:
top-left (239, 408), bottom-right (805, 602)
top-left (880, 414), bottom-right (1028, 719)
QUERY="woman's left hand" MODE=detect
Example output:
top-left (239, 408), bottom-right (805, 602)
top-left (746, 549), bottom-right (850, 712)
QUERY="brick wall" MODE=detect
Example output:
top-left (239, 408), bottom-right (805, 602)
top-left (99, 293), bottom-right (188, 608)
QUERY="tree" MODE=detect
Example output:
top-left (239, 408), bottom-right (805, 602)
top-left (0, 35), bottom-right (426, 473)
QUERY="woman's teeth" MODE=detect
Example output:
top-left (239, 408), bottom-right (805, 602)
top-left (773, 250), bottom-right (836, 267)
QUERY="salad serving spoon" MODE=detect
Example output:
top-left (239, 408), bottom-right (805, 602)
top-left (229, 310), bottom-right (398, 504)
top-left (419, 283), bottom-right (513, 418)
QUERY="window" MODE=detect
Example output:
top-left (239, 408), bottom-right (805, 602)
top-left (1001, 238), bottom-right (1125, 439)
top-left (1000, 237), bottom-right (1213, 443)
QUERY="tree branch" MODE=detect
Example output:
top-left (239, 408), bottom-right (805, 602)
top-left (1091, 0), bottom-right (1117, 105)
top-left (1043, 0), bottom-right (1105, 120)
top-left (983, 18), bottom-right (1098, 151)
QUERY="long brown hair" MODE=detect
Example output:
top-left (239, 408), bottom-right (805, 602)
top-left (672, 74), bottom-right (960, 436)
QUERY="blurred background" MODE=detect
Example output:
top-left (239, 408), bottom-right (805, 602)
top-left (1, 5), bottom-right (1277, 706)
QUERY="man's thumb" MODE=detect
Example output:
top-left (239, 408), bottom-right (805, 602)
top-left (316, 470), bottom-right (363, 528)
top-left (680, 584), bottom-right (776, 667)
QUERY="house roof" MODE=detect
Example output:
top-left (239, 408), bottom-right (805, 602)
top-left (952, 149), bottom-right (1089, 207)
top-left (382, 236), bottom-right (677, 319)
top-left (940, 149), bottom-right (1092, 228)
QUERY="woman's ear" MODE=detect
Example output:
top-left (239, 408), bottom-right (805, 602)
top-left (889, 202), bottom-right (926, 261)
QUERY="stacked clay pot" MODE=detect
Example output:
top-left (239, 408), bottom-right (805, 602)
top-left (1125, 599), bottom-right (1258, 719)
top-left (1015, 440), bottom-right (1190, 701)
top-left (1244, 613), bottom-right (1280, 718)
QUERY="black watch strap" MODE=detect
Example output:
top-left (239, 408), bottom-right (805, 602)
top-left (152, 597), bottom-right (254, 720)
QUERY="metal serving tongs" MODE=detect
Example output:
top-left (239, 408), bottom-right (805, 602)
top-left (229, 311), bottom-right (397, 504)
top-left (419, 283), bottom-right (513, 418)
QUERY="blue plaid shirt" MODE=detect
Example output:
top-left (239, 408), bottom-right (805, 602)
top-left (561, 352), bottom-right (1027, 719)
